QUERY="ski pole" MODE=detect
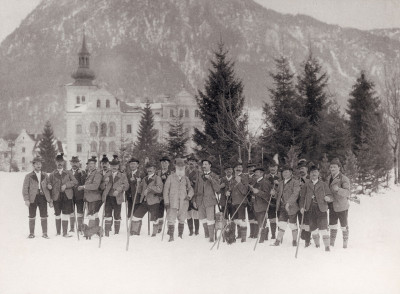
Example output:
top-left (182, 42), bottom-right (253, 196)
top-left (161, 210), bottom-right (168, 241)
top-left (126, 183), bottom-right (139, 251)
top-left (216, 195), bottom-right (230, 249)
top-left (295, 197), bottom-right (307, 258)
top-left (99, 201), bottom-right (106, 248)
top-left (74, 205), bottom-right (80, 241)
top-left (125, 194), bottom-right (129, 236)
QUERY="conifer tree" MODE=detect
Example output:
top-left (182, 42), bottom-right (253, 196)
top-left (136, 101), bottom-right (158, 151)
top-left (166, 111), bottom-right (189, 157)
top-left (319, 153), bottom-right (330, 182)
top-left (38, 120), bottom-right (57, 172)
top-left (193, 41), bottom-right (245, 163)
top-left (343, 150), bottom-right (359, 194)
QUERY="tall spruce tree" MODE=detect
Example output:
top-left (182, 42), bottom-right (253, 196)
top-left (261, 55), bottom-right (306, 160)
top-left (167, 111), bottom-right (189, 157)
top-left (136, 101), bottom-right (158, 151)
top-left (38, 120), bottom-right (57, 172)
top-left (193, 41), bottom-right (245, 163)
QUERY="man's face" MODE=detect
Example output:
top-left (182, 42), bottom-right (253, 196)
top-left (129, 162), bottom-right (139, 171)
top-left (161, 160), bottom-right (169, 170)
top-left (282, 170), bottom-right (292, 179)
top-left (56, 160), bottom-right (64, 169)
top-left (87, 162), bottom-right (96, 170)
top-left (248, 167), bottom-right (255, 174)
top-left (71, 162), bottom-right (80, 170)
top-left (147, 166), bottom-right (155, 175)
top-left (299, 167), bottom-right (308, 178)
top-left (188, 160), bottom-right (196, 169)
top-left (202, 161), bottom-right (211, 172)
top-left (235, 165), bottom-right (243, 174)
top-left (225, 168), bottom-right (233, 177)
top-left (102, 162), bottom-right (109, 171)
top-left (111, 164), bottom-right (119, 173)
top-left (176, 165), bottom-right (185, 173)
top-left (255, 170), bottom-right (263, 179)
top-left (310, 170), bottom-right (319, 181)
top-left (269, 166), bottom-right (278, 174)
top-left (330, 164), bottom-right (340, 175)
top-left (33, 162), bottom-right (42, 171)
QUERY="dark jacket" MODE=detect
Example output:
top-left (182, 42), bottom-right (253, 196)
top-left (299, 179), bottom-right (331, 212)
top-left (194, 171), bottom-right (220, 208)
top-left (71, 169), bottom-right (86, 201)
top-left (252, 177), bottom-right (272, 213)
top-left (48, 169), bottom-right (78, 201)
top-left (83, 169), bottom-right (103, 202)
top-left (126, 169), bottom-right (145, 204)
top-left (276, 178), bottom-right (300, 215)
top-left (22, 171), bottom-right (52, 204)
top-left (102, 171), bottom-right (129, 204)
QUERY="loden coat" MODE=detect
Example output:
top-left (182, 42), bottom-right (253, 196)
top-left (194, 171), bottom-right (220, 208)
top-left (22, 171), bottom-right (52, 204)
top-left (327, 173), bottom-right (350, 212)
top-left (47, 169), bottom-right (78, 201)
top-left (276, 178), bottom-right (300, 215)
top-left (230, 173), bottom-right (249, 206)
top-left (83, 169), bottom-right (103, 202)
top-left (163, 173), bottom-right (194, 211)
top-left (251, 177), bottom-right (272, 213)
top-left (101, 171), bottom-right (129, 204)
top-left (71, 169), bottom-right (86, 201)
top-left (219, 176), bottom-right (235, 206)
top-left (126, 169), bottom-right (145, 204)
top-left (139, 174), bottom-right (164, 205)
top-left (299, 179), bottom-right (332, 212)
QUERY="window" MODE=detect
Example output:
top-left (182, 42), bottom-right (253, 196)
top-left (185, 109), bottom-right (189, 117)
top-left (109, 142), bottom-right (116, 153)
top-left (195, 109), bottom-right (200, 117)
top-left (106, 100), bottom-right (110, 108)
top-left (97, 100), bottom-right (101, 108)
top-left (109, 122), bottom-right (116, 137)
top-left (170, 109), bottom-right (174, 117)
top-left (22, 157), bottom-right (25, 163)
top-left (22, 147), bottom-right (25, 153)
top-left (100, 123), bottom-right (107, 137)
top-left (77, 144), bottom-right (82, 153)
top-left (82, 96), bottom-right (86, 103)
top-left (100, 141), bottom-right (107, 153)
top-left (90, 122), bottom-right (98, 137)
top-left (127, 124), bottom-right (132, 134)
top-left (76, 96), bottom-right (80, 104)
top-left (90, 141), bottom-right (97, 152)
top-left (76, 124), bottom-right (82, 134)
top-left (179, 109), bottom-right (184, 117)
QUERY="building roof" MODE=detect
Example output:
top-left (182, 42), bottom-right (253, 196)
top-left (174, 88), bottom-right (195, 105)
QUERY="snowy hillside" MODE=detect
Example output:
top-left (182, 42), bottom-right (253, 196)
top-left (0, 171), bottom-right (399, 294)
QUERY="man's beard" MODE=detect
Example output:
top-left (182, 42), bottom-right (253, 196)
top-left (176, 168), bottom-right (185, 177)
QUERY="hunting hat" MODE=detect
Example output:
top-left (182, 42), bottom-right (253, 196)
top-left (110, 155), bottom-right (120, 166)
top-left (330, 158), bottom-right (342, 167)
top-left (87, 156), bottom-right (97, 163)
top-left (297, 159), bottom-right (308, 168)
top-left (201, 157), bottom-right (214, 165)
top-left (247, 162), bottom-right (256, 169)
top-left (31, 156), bottom-right (44, 164)
top-left (55, 153), bottom-right (65, 161)
top-left (160, 156), bottom-right (170, 162)
top-left (269, 160), bottom-right (278, 167)
top-left (309, 165), bottom-right (319, 172)
top-left (223, 162), bottom-right (234, 170)
top-left (70, 156), bottom-right (80, 163)
top-left (281, 164), bottom-right (293, 172)
top-left (128, 157), bottom-right (140, 164)
top-left (253, 166), bottom-right (265, 173)
top-left (187, 155), bottom-right (197, 162)
top-left (175, 158), bottom-right (185, 167)
top-left (145, 161), bottom-right (156, 169)
top-left (101, 154), bottom-right (109, 163)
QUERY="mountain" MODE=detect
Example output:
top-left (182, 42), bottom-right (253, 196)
top-left (0, 0), bottom-right (399, 138)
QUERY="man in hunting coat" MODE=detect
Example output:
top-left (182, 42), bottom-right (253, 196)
top-left (78, 156), bottom-right (103, 230)
top-left (186, 155), bottom-right (200, 236)
top-left (69, 156), bottom-right (86, 234)
top-left (327, 158), bottom-right (351, 248)
top-left (47, 153), bottom-right (78, 237)
top-left (22, 156), bottom-right (53, 239)
top-left (246, 163), bottom-right (258, 239)
top-left (126, 157), bottom-right (143, 235)
top-left (219, 163), bottom-right (235, 221)
top-left (297, 159), bottom-right (311, 243)
top-left (131, 162), bottom-right (163, 236)
top-left (102, 155), bottom-right (129, 236)
top-left (250, 166), bottom-right (272, 243)
top-left (272, 165), bottom-right (300, 246)
top-left (192, 158), bottom-right (220, 242)
top-left (264, 161), bottom-right (281, 239)
top-left (98, 155), bottom-right (110, 227)
top-left (156, 156), bottom-right (173, 233)
top-left (299, 165), bottom-right (332, 251)
top-left (163, 158), bottom-right (194, 241)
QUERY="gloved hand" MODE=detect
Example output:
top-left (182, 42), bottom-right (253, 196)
top-left (47, 184), bottom-right (52, 190)
top-left (324, 196), bottom-right (331, 202)
top-left (25, 200), bottom-right (30, 207)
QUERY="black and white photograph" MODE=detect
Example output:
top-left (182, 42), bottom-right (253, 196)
top-left (0, 0), bottom-right (399, 293)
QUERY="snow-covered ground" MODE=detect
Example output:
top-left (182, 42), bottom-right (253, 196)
top-left (1, 172), bottom-right (399, 294)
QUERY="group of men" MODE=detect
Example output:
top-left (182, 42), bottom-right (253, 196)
top-left (23, 152), bottom-right (351, 250)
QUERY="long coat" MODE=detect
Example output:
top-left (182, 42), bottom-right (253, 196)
top-left (139, 174), bottom-right (164, 205)
top-left (194, 171), bottom-right (220, 208)
top-left (220, 176), bottom-right (235, 206)
top-left (48, 170), bottom-right (78, 201)
top-left (71, 169), bottom-right (86, 201)
top-left (126, 169), bottom-right (145, 204)
top-left (230, 174), bottom-right (249, 206)
top-left (99, 170), bottom-right (112, 191)
top-left (252, 177), bottom-right (272, 213)
top-left (299, 179), bottom-right (331, 212)
top-left (276, 178), bottom-right (300, 215)
top-left (327, 173), bottom-right (350, 212)
top-left (264, 173), bottom-right (281, 209)
top-left (22, 171), bottom-right (52, 203)
top-left (163, 173), bottom-right (194, 211)
top-left (102, 171), bottom-right (129, 204)
top-left (83, 169), bottom-right (103, 202)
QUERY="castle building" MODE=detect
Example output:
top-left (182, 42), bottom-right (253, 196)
top-left (65, 35), bottom-right (202, 162)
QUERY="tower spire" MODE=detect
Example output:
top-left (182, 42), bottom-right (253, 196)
top-left (71, 30), bottom-right (95, 85)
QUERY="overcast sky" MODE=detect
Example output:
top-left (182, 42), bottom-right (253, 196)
top-left (0, 0), bottom-right (399, 43)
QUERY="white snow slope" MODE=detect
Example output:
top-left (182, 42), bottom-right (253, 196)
top-left (0, 172), bottom-right (399, 294)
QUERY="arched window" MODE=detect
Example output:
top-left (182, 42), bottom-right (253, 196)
top-left (76, 96), bottom-right (80, 104)
top-left (179, 109), bottom-right (184, 117)
top-left (90, 141), bottom-right (97, 152)
top-left (100, 123), bottom-right (107, 137)
top-left (97, 100), bottom-right (101, 108)
top-left (90, 122), bottom-right (98, 137)
top-left (109, 142), bottom-right (116, 153)
top-left (76, 124), bottom-right (82, 134)
top-left (106, 100), bottom-right (110, 108)
top-left (109, 122), bottom-right (116, 137)
top-left (82, 96), bottom-right (86, 103)
top-left (22, 157), bottom-right (25, 163)
top-left (185, 109), bottom-right (189, 117)
top-left (170, 109), bottom-right (174, 117)
top-left (99, 141), bottom-right (107, 153)
top-left (195, 109), bottom-right (200, 118)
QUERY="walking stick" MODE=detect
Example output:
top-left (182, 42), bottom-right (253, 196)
top-left (74, 205), bottom-right (80, 241)
top-left (254, 193), bottom-right (273, 251)
top-left (211, 190), bottom-right (250, 250)
top-left (125, 195), bottom-right (129, 236)
top-left (148, 212), bottom-right (150, 235)
top-left (216, 196), bottom-right (230, 249)
top-left (99, 202), bottom-right (106, 248)
top-left (161, 210), bottom-right (168, 241)
top-left (126, 184), bottom-right (139, 251)
top-left (295, 197), bottom-right (307, 258)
